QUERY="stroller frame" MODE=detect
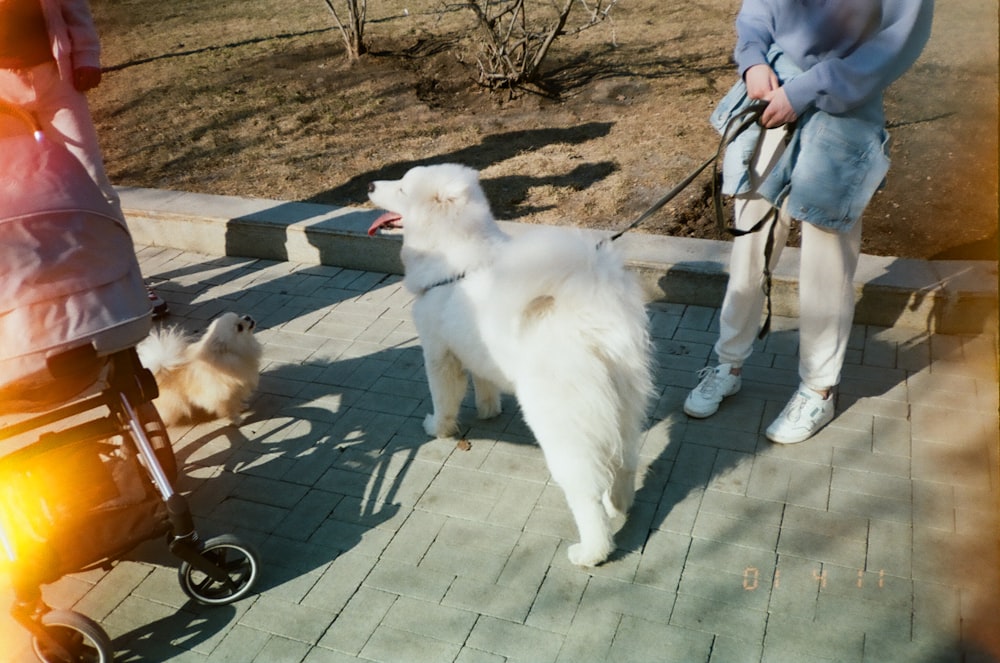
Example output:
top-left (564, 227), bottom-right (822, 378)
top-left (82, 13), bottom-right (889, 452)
top-left (0, 101), bottom-right (259, 662)
top-left (1, 345), bottom-right (260, 663)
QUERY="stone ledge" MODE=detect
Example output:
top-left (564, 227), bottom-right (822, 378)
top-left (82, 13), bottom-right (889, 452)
top-left (120, 186), bottom-right (997, 334)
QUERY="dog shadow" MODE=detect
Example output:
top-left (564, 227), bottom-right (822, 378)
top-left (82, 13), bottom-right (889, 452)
top-left (108, 602), bottom-right (237, 662)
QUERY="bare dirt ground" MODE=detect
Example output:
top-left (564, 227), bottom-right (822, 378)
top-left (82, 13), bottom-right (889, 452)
top-left (88, 0), bottom-right (998, 260)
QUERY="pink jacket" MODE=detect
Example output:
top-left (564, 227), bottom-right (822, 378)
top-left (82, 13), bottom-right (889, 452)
top-left (39, 0), bottom-right (102, 80)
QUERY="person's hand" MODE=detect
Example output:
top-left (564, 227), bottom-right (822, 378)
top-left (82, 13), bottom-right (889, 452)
top-left (744, 64), bottom-right (778, 100)
top-left (73, 67), bottom-right (102, 92)
top-left (759, 86), bottom-right (798, 128)
top-left (744, 64), bottom-right (797, 128)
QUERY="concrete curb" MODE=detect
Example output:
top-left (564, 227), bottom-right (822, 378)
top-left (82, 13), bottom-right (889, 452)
top-left (119, 186), bottom-right (997, 335)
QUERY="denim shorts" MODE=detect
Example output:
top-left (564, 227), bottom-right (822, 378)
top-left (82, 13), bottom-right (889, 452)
top-left (710, 53), bottom-right (890, 232)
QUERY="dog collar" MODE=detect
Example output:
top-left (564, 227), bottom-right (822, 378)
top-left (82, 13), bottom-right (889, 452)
top-left (417, 272), bottom-right (466, 296)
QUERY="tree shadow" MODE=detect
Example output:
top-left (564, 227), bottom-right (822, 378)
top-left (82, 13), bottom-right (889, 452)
top-left (299, 122), bottom-right (617, 214)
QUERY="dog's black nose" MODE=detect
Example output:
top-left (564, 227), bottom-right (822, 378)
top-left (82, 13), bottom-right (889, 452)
top-left (241, 315), bottom-right (256, 331)
top-left (367, 182), bottom-right (375, 193)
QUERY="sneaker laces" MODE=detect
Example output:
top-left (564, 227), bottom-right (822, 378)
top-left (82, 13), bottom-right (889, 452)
top-left (695, 366), bottom-right (725, 396)
top-left (781, 391), bottom-right (811, 424)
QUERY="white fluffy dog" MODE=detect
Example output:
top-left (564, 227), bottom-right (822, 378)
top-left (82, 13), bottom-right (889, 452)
top-left (369, 164), bottom-right (654, 566)
top-left (137, 312), bottom-right (263, 426)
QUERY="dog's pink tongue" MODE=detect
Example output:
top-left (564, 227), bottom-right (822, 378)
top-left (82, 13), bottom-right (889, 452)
top-left (368, 212), bottom-right (403, 236)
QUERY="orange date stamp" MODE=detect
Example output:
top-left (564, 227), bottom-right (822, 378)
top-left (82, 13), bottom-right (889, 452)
top-left (742, 566), bottom-right (887, 591)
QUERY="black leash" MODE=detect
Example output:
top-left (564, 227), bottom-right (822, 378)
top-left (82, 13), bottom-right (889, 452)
top-left (606, 100), bottom-right (770, 243)
top-left (606, 99), bottom-right (788, 339)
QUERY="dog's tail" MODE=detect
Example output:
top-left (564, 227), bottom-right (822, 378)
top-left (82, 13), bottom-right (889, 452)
top-left (499, 226), bottom-right (655, 478)
top-left (136, 326), bottom-right (191, 375)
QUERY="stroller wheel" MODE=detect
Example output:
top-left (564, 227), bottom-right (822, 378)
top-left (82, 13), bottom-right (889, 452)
top-left (178, 534), bottom-right (260, 605)
top-left (31, 610), bottom-right (113, 663)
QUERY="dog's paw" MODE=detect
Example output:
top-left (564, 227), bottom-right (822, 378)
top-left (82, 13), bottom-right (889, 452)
top-left (423, 413), bottom-right (457, 438)
top-left (476, 398), bottom-right (502, 420)
top-left (568, 541), bottom-right (613, 567)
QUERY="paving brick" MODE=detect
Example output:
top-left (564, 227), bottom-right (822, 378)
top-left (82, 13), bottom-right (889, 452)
top-left (455, 647), bottom-right (506, 663)
top-left (524, 567), bottom-right (589, 634)
top-left (382, 595), bottom-right (478, 645)
top-left (610, 615), bottom-right (715, 663)
top-left (497, 531), bottom-right (562, 590)
top-left (770, 459), bottom-right (833, 511)
top-left (679, 306), bottom-right (717, 331)
top-left (416, 483), bottom-right (500, 521)
top-left (670, 593), bottom-right (768, 644)
top-left (863, 634), bottom-right (962, 663)
top-left (866, 519), bottom-right (914, 579)
top-left (632, 528), bottom-right (688, 592)
top-left (763, 612), bottom-right (865, 662)
top-left (872, 414), bottom-right (912, 457)
top-left (654, 482), bottom-right (705, 535)
top-left (710, 635), bottom-right (765, 663)
top-left (693, 510), bottom-right (781, 553)
top-left (466, 615), bottom-right (564, 663)
top-left (701, 489), bottom-right (785, 524)
top-left (911, 438), bottom-right (993, 490)
top-left (278, 489), bottom-right (341, 541)
top-left (362, 558), bottom-right (452, 604)
top-left (832, 447), bottom-right (910, 478)
top-left (310, 516), bottom-right (396, 558)
top-left (670, 442), bottom-right (719, 486)
top-left (241, 596), bottom-right (335, 644)
top-left (828, 488), bottom-right (912, 525)
top-left (677, 562), bottom-right (771, 611)
top-left (301, 551), bottom-right (379, 613)
top-left (420, 535), bottom-right (509, 584)
top-left (258, 565), bottom-right (324, 604)
top-left (360, 625), bottom-right (462, 663)
top-left (73, 562), bottom-right (154, 621)
top-left (485, 478), bottom-right (548, 530)
top-left (380, 510), bottom-right (447, 564)
top-left (252, 635), bottom-right (315, 663)
top-left (912, 527), bottom-right (995, 590)
top-left (205, 624), bottom-right (273, 662)
top-left (706, 449), bottom-right (756, 493)
top-left (765, 554), bottom-right (821, 619)
top-left (814, 563), bottom-right (912, 609)
top-left (551, 607), bottom-right (624, 663)
top-left (479, 443), bottom-right (551, 482)
top-left (579, 575), bottom-right (678, 625)
top-left (317, 586), bottom-right (395, 654)
top-left (259, 534), bottom-right (336, 575)
top-left (911, 580), bottom-right (961, 646)
top-left (443, 576), bottom-right (537, 623)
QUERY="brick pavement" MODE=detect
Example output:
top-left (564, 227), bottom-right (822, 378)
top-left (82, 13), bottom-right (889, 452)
top-left (2, 244), bottom-right (998, 662)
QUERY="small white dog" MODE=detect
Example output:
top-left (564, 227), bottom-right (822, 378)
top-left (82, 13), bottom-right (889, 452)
top-left (137, 312), bottom-right (263, 426)
top-left (369, 164), bottom-right (654, 566)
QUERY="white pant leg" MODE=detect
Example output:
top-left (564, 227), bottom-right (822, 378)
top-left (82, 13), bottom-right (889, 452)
top-left (715, 127), bottom-right (792, 366)
top-left (797, 217), bottom-right (863, 390)
top-left (0, 63), bottom-right (123, 218)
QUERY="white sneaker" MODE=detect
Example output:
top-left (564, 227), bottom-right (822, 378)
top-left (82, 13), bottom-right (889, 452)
top-left (684, 363), bottom-right (741, 418)
top-left (766, 384), bottom-right (835, 444)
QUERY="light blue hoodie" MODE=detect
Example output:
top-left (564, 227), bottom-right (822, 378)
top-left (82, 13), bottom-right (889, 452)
top-left (712, 0), bottom-right (934, 230)
top-left (734, 0), bottom-right (934, 123)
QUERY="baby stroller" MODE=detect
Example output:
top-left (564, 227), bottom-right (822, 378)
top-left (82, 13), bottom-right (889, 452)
top-left (0, 102), bottom-right (260, 662)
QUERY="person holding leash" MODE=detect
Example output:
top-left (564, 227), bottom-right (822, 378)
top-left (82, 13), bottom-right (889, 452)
top-left (684, 0), bottom-right (934, 443)
top-left (0, 0), bottom-right (168, 317)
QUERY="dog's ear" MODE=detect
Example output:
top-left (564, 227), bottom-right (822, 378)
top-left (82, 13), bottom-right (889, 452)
top-left (433, 166), bottom-right (478, 206)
